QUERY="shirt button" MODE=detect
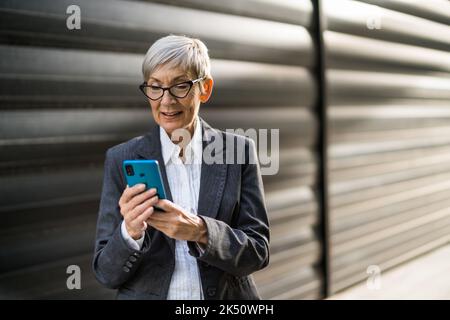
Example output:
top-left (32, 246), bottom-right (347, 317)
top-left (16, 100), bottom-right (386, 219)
top-left (125, 261), bottom-right (133, 268)
top-left (122, 266), bottom-right (131, 273)
top-left (129, 256), bottom-right (137, 262)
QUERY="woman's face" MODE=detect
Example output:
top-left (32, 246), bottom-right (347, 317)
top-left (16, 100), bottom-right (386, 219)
top-left (147, 64), bottom-right (213, 137)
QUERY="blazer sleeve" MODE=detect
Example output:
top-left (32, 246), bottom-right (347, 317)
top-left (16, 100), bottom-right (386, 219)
top-left (188, 139), bottom-right (270, 277)
top-left (92, 148), bottom-right (152, 289)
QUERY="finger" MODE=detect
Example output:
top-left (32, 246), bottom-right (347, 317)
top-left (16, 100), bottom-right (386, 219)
top-left (146, 217), bottom-right (168, 231)
top-left (135, 196), bottom-right (158, 220)
top-left (147, 218), bottom-right (178, 239)
top-left (130, 220), bottom-right (147, 235)
top-left (129, 208), bottom-right (151, 231)
top-left (136, 203), bottom-right (156, 223)
top-left (145, 210), bottom-right (167, 222)
top-left (132, 207), bottom-right (154, 229)
top-left (127, 195), bottom-right (159, 222)
top-left (120, 184), bottom-right (146, 206)
top-left (155, 199), bottom-right (173, 211)
top-left (122, 188), bottom-right (156, 216)
top-left (118, 185), bottom-right (129, 207)
top-left (120, 185), bottom-right (152, 217)
top-left (128, 188), bottom-right (157, 210)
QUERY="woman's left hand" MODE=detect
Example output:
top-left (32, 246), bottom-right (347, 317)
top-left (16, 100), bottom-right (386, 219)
top-left (146, 199), bottom-right (208, 245)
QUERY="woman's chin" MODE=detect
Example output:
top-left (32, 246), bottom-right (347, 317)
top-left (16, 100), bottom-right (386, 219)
top-left (160, 121), bottom-right (184, 134)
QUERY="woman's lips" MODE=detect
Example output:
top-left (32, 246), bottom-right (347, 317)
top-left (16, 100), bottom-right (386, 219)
top-left (161, 111), bottom-right (183, 119)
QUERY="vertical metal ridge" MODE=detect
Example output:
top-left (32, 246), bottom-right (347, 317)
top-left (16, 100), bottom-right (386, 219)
top-left (311, 0), bottom-right (331, 298)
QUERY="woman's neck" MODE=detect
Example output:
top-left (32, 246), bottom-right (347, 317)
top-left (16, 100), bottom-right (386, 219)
top-left (168, 119), bottom-right (196, 145)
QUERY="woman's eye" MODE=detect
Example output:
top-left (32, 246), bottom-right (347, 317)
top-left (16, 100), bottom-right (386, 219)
top-left (176, 84), bottom-right (189, 90)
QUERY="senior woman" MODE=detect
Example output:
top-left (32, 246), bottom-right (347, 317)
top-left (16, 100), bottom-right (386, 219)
top-left (93, 35), bottom-right (270, 300)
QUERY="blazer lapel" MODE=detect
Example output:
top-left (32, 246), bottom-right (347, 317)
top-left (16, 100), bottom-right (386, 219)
top-left (197, 118), bottom-right (228, 220)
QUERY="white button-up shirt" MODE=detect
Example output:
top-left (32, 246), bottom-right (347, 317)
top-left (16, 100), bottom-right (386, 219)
top-left (121, 117), bottom-right (204, 299)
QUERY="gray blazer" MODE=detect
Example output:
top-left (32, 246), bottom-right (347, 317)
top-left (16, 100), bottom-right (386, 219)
top-left (92, 117), bottom-right (270, 300)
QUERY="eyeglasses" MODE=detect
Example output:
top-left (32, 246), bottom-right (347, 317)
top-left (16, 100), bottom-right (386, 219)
top-left (139, 77), bottom-right (205, 101)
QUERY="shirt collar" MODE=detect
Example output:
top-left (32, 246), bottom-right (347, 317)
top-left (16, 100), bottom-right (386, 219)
top-left (160, 116), bottom-right (202, 165)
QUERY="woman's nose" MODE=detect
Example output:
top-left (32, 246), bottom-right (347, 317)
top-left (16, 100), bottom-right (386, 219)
top-left (160, 89), bottom-right (177, 105)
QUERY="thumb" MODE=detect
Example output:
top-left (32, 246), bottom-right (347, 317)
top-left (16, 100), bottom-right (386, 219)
top-left (156, 199), bottom-right (171, 211)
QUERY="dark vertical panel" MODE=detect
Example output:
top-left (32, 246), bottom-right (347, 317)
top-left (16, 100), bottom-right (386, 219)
top-left (311, 0), bottom-right (331, 298)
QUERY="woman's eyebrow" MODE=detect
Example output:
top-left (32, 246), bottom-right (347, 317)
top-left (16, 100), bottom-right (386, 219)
top-left (149, 75), bottom-right (188, 83)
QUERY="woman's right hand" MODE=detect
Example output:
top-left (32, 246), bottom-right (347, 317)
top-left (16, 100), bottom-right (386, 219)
top-left (119, 184), bottom-right (159, 240)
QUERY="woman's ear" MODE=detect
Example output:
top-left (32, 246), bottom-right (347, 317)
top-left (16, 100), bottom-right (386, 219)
top-left (200, 77), bottom-right (214, 103)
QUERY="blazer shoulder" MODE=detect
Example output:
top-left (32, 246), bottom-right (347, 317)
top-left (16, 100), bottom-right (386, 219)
top-left (105, 135), bottom-right (147, 161)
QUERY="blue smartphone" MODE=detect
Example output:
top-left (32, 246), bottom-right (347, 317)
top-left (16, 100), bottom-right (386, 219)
top-left (123, 160), bottom-right (167, 200)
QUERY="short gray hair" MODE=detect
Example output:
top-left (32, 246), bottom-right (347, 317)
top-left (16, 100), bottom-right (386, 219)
top-left (142, 35), bottom-right (211, 81)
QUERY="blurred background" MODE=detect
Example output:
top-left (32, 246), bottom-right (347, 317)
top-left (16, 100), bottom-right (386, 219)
top-left (1, 0), bottom-right (450, 299)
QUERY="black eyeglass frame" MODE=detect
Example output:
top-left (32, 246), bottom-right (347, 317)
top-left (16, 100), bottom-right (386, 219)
top-left (139, 76), bottom-right (205, 100)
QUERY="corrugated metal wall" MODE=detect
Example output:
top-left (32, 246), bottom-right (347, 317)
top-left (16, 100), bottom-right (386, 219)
top-left (0, 0), bottom-right (322, 299)
top-left (325, 0), bottom-right (450, 293)
top-left (2, 0), bottom-right (449, 300)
